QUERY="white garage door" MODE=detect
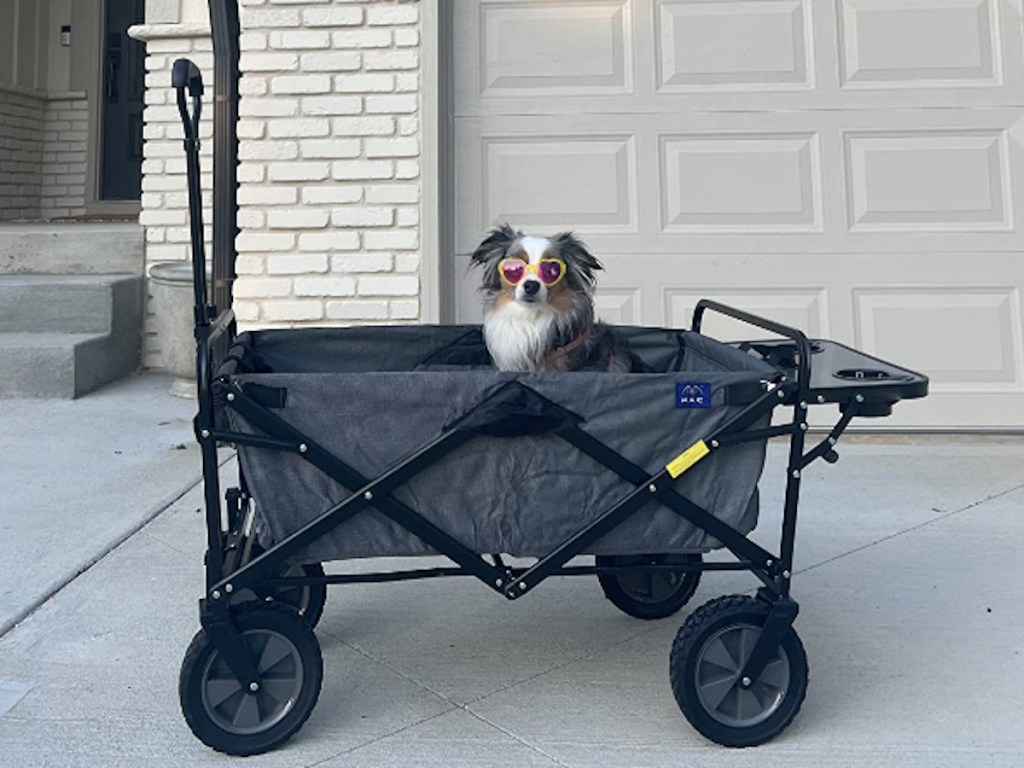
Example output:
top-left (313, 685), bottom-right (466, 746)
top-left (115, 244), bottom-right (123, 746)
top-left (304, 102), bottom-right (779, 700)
top-left (450, 0), bottom-right (1024, 429)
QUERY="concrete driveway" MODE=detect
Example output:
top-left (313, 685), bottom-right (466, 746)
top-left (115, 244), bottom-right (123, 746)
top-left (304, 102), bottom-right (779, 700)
top-left (0, 394), bottom-right (1021, 767)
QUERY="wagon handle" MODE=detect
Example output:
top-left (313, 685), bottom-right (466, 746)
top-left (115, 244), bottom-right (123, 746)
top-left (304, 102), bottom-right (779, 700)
top-left (691, 299), bottom-right (812, 392)
top-left (172, 58), bottom-right (210, 328)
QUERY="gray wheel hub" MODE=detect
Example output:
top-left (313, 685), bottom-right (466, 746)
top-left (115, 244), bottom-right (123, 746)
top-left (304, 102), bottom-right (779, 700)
top-left (695, 623), bottom-right (790, 728)
top-left (201, 628), bottom-right (304, 735)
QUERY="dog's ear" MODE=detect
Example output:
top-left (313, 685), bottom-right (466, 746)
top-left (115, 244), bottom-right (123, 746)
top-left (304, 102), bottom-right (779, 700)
top-left (471, 223), bottom-right (518, 266)
top-left (554, 231), bottom-right (603, 287)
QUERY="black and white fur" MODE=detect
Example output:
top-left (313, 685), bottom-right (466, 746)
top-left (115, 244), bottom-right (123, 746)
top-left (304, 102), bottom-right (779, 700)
top-left (471, 223), bottom-right (630, 372)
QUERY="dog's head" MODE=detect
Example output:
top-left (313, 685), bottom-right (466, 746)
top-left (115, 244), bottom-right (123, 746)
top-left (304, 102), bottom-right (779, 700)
top-left (470, 223), bottom-right (603, 312)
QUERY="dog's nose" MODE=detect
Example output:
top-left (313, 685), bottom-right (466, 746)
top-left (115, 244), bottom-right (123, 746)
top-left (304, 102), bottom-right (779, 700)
top-left (522, 279), bottom-right (540, 296)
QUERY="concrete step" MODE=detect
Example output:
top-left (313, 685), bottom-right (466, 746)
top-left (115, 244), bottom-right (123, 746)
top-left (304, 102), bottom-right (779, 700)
top-left (0, 274), bottom-right (141, 334)
top-left (0, 330), bottom-right (142, 398)
top-left (0, 222), bottom-right (143, 275)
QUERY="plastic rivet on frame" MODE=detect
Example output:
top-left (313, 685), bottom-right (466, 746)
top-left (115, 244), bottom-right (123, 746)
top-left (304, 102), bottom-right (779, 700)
top-left (211, 590), bottom-right (221, 600)
top-left (200, 429), bottom-right (210, 439)
top-left (249, 682), bottom-right (259, 692)
top-left (648, 484), bottom-right (657, 493)
top-left (364, 491), bottom-right (373, 501)
top-left (226, 393), bottom-right (235, 402)
top-left (298, 444), bottom-right (308, 453)
top-left (817, 394), bottom-right (826, 403)
top-left (225, 584), bottom-right (233, 594)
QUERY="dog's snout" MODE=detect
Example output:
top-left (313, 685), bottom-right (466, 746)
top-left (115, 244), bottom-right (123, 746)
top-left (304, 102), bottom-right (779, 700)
top-left (523, 279), bottom-right (541, 296)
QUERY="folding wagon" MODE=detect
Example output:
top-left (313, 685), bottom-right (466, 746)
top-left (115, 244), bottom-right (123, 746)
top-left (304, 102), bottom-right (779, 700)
top-left (172, 60), bottom-right (928, 756)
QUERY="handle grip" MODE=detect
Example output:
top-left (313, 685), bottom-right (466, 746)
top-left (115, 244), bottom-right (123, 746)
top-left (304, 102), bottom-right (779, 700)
top-left (172, 58), bottom-right (203, 144)
top-left (171, 58), bottom-right (210, 326)
top-left (172, 58), bottom-right (204, 96)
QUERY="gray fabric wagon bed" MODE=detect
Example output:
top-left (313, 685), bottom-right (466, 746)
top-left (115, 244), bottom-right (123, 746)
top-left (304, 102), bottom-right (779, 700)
top-left (218, 325), bottom-right (779, 564)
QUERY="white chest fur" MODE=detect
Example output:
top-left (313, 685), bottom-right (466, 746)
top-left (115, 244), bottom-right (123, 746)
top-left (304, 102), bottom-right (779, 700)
top-left (483, 300), bottom-right (558, 371)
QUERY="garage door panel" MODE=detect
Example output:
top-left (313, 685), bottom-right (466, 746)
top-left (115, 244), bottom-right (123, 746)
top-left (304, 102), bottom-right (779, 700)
top-left (456, 109), bottom-right (1024, 254)
top-left (664, 288), bottom-right (829, 340)
top-left (594, 288), bottom-right (642, 324)
top-left (455, 0), bottom-right (1024, 115)
top-left (660, 132), bottom-right (822, 232)
top-left (853, 287), bottom-right (1023, 389)
top-left (839, 0), bottom-right (999, 88)
top-left (656, 0), bottom-right (814, 91)
top-left (845, 129), bottom-right (1012, 232)
top-left (473, 134), bottom-right (638, 232)
top-left (474, 0), bottom-right (632, 96)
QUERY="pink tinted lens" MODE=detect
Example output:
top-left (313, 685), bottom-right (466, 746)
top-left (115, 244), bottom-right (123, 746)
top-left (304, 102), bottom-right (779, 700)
top-left (538, 261), bottom-right (564, 285)
top-left (501, 260), bottom-right (526, 284)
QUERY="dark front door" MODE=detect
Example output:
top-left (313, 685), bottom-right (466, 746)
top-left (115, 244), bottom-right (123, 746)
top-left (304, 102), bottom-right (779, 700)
top-left (101, 0), bottom-right (145, 201)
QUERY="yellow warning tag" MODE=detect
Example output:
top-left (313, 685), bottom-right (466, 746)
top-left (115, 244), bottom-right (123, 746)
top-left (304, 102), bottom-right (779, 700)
top-left (666, 440), bottom-right (710, 479)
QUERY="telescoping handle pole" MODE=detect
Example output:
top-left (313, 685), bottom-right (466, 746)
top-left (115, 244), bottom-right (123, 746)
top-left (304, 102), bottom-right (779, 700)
top-left (172, 58), bottom-right (211, 329)
top-left (173, 59), bottom-right (228, 592)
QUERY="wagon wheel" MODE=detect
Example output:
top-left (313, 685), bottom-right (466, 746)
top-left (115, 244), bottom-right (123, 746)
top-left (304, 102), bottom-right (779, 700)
top-left (179, 603), bottom-right (323, 756)
top-left (596, 553), bottom-right (701, 620)
top-left (669, 595), bottom-right (808, 747)
top-left (229, 562), bottom-right (327, 629)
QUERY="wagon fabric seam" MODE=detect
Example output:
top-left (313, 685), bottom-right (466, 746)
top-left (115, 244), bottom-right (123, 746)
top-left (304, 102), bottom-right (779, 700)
top-left (795, 481), bottom-right (1024, 578)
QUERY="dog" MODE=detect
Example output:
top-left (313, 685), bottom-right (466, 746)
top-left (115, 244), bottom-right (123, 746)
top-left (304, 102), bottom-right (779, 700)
top-left (471, 223), bottom-right (631, 372)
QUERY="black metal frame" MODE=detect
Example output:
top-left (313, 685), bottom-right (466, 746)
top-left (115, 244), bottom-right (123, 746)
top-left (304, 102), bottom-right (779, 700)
top-left (172, 59), bottom-right (928, 700)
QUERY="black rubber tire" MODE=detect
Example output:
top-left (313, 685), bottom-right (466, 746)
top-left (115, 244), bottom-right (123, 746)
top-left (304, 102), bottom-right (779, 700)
top-left (229, 562), bottom-right (327, 629)
top-left (596, 553), bottom-right (702, 620)
top-left (669, 594), bottom-right (808, 747)
top-left (179, 603), bottom-right (323, 756)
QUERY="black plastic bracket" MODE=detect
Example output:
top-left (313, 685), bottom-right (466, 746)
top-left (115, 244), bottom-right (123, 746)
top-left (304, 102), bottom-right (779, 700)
top-left (199, 598), bottom-right (259, 689)
top-left (738, 594), bottom-right (800, 685)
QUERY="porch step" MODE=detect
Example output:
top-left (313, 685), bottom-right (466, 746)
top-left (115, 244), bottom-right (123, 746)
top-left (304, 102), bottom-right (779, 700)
top-left (0, 222), bottom-right (143, 275)
top-left (0, 274), bottom-right (142, 398)
top-left (0, 274), bottom-right (140, 333)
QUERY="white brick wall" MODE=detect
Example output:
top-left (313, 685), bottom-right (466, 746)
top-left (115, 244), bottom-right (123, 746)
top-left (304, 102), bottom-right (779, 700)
top-left (132, 28), bottom-right (215, 368)
top-left (39, 95), bottom-right (89, 220)
top-left (0, 85), bottom-right (45, 221)
top-left (0, 86), bottom-right (90, 222)
top-left (235, 0), bottom-right (422, 328)
top-left (134, 0), bottom-right (423, 368)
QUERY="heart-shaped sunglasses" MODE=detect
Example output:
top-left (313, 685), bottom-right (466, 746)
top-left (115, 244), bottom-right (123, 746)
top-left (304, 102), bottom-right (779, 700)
top-left (498, 258), bottom-right (566, 287)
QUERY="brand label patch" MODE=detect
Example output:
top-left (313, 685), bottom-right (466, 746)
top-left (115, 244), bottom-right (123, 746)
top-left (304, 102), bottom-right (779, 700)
top-left (676, 382), bottom-right (712, 409)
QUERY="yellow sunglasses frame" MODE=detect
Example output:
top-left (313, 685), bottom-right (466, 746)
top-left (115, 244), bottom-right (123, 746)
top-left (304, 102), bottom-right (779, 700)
top-left (497, 257), bottom-right (567, 287)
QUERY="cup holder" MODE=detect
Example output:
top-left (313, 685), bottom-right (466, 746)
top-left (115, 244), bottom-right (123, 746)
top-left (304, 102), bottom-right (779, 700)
top-left (835, 368), bottom-right (893, 381)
